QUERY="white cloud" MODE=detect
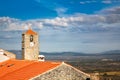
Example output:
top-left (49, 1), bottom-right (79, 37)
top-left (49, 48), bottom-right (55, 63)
top-left (80, 2), bottom-right (85, 4)
top-left (0, 17), bottom-right (23, 31)
top-left (0, 6), bottom-right (120, 33)
top-left (0, 7), bottom-right (120, 53)
top-left (43, 18), bottom-right (68, 27)
top-left (55, 7), bottom-right (67, 16)
top-left (80, 1), bottom-right (96, 4)
top-left (100, 7), bottom-right (120, 14)
top-left (102, 0), bottom-right (112, 4)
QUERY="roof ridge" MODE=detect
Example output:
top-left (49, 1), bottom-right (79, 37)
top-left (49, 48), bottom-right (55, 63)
top-left (29, 62), bottom-right (62, 80)
top-left (24, 29), bottom-right (37, 35)
top-left (62, 62), bottom-right (90, 77)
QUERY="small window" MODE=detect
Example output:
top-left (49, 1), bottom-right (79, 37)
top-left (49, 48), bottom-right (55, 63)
top-left (30, 35), bottom-right (33, 42)
top-left (86, 78), bottom-right (90, 80)
top-left (3, 53), bottom-right (7, 56)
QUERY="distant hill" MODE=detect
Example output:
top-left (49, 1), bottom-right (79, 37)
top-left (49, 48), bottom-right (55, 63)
top-left (100, 50), bottom-right (120, 55)
top-left (7, 50), bottom-right (120, 59)
top-left (7, 50), bottom-right (87, 59)
top-left (40, 52), bottom-right (87, 56)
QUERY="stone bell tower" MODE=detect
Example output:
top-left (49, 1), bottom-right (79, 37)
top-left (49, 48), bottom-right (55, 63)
top-left (22, 26), bottom-right (39, 60)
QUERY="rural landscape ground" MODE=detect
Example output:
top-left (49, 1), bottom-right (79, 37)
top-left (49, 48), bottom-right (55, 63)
top-left (9, 50), bottom-right (120, 79)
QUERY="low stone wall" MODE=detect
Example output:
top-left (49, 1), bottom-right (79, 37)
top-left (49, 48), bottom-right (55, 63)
top-left (31, 62), bottom-right (90, 80)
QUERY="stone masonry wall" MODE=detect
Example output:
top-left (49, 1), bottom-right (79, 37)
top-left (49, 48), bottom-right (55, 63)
top-left (31, 62), bottom-right (90, 80)
top-left (22, 33), bottom-right (39, 60)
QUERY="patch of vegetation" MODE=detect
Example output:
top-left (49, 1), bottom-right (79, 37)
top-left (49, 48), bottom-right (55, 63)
top-left (66, 60), bottom-right (120, 73)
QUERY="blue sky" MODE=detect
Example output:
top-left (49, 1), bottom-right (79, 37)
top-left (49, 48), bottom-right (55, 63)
top-left (0, 0), bottom-right (120, 53)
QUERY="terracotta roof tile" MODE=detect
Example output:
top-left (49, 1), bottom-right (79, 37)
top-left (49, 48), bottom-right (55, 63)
top-left (0, 59), bottom-right (61, 80)
top-left (25, 29), bottom-right (37, 35)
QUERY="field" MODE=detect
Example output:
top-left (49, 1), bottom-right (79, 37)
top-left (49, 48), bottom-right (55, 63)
top-left (10, 50), bottom-right (120, 77)
top-left (46, 55), bottom-right (120, 76)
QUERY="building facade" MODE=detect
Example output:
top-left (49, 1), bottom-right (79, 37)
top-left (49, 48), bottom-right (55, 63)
top-left (0, 49), bottom-right (16, 59)
top-left (22, 28), bottom-right (39, 60)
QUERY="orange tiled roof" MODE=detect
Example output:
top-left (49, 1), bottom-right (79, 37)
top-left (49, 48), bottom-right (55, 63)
top-left (0, 59), bottom-right (61, 80)
top-left (25, 29), bottom-right (37, 35)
